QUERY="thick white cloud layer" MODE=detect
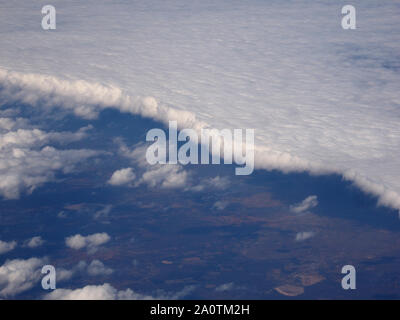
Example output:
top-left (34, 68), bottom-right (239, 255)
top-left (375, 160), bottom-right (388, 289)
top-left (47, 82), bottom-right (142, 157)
top-left (44, 283), bottom-right (195, 300)
top-left (1, 1), bottom-right (400, 212)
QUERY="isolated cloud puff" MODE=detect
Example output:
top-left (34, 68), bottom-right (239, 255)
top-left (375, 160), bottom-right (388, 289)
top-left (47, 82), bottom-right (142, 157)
top-left (295, 231), bottom-right (315, 242)
top-left (93, 205), bottom-right (113, 220)
top-left (0, 240), bottom-right (17, 254)
top-left (65, 233), bottom-right (111, 253)
top-left (213, 200), bottom-right (229, 211)
top-left (23, 236), bottom-right (44, 248)
top-left (290, 195), bottom-right (318, 214)
top-left (0, 257), bottom-right (45, 297)
top-left (86, 260), bottom-right (113, 276)
top-left (108, 168), bottom-right (136, 186)
top-left (44, 283), bottom-right (195, 300)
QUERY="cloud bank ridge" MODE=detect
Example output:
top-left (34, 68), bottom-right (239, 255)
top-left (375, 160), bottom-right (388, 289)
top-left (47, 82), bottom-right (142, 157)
top-left (1, 67), bottom-right (400, 212)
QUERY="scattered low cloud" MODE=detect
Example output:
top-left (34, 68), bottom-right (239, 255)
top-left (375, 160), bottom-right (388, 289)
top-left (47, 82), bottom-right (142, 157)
top-left (290, 195), bottom-right (318, 214)
top-left (0, 118), bottom-right (100, 199)
top-left (0, 240), bottom-right (17, 254)
top-left (23, 236), bottom-right (45, 248)
top-left (44, 283), bottom-right (195, 300)
top-left (295, 231), bottom-right (315, 242)
top-left (113, 142), bottom-right (232, 191)
top-left (0, 257), bottom-right (45, 297)
top-left (189, 176), bottom-right (230, 192)
top-left (115, 143), bottom-right (189, 189)
top-left (65, 233), bottom-right (111, 253)
top-left (86, 260), bottom-right (113, 276)
top-left (108, 168), bottom-right (136, 186)
top-left (93, 205), bottom-right (113, 220)
top-left (215, 282), bottom-right (234, 292)
top-left (213, 200), bottom-right (229, 211)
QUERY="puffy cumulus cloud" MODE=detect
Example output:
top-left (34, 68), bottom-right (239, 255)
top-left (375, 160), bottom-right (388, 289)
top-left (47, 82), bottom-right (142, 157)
top-left (141, 165), bottom-right (188, 189)
top-left (0, 119), bottom-right (99, 199)
top-left (86, 260), bottom-right (113, 277)
top-left (0, 146), bottom-right (99, 199)
top-left (44, 283), bottom-right (195, 300)
top-left (1, 1), bottom-right (400, 214)
top-left (0, 257), bottom-right (45, 297)
top-left (189, 176), bottom-right (230, 192)
top-left (23, 236), bottom-right (44, 248)
top-left (290, 195), bottom-right (318, 214)
top-left (343, 169), bottom-right (400, 216)
top-left (65, 233), bottom-right (111, 253)
top-left (0, 240), bottom-right (17, 254)
top-left (295, 231), bottom-right (315, 242)
top-left (108, 168), bottom-right (136, 186)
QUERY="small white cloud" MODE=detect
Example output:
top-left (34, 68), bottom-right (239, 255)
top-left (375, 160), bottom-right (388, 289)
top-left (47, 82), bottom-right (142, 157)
top-left (141, 164), bottom-right (188, 189)
top-left (0, 117), bottom-right (99, 200)
top-left (213, 200), bottom-right (229, 210)
top-left (23, 236), bottom-right (44, 248)
top-left (44, 283), bottom-right (195, 300)
top-left (0, 257), bottom-right (45, 297)
top-left (290, 195), bottom-right (318, 214)
top-left (215, 282), bottom-right (234, 292)
top-left (56, 268), bottom-right (75, 282)
top-left (108, 168), bottom-right (136, 186)
top-left (295, 231), bottom-right (315, 242)
top-left (93, 205), bottom-right (113, 220)
top-left (0, 240), bottom-right (17, 254)
top-left (65, 233), bottom-right (111, 253)
top-left (87, 260), bottom-right (113, 276)
top-left (190, 176), bottom-right (230, 192)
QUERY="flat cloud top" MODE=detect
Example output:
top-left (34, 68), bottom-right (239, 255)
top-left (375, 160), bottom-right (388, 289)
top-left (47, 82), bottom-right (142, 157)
top-left (1, 0), bottom-right (400, 211)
